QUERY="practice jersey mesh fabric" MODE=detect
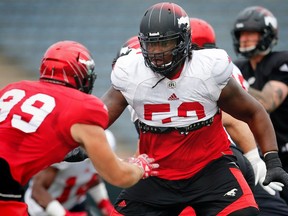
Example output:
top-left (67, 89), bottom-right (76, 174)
top-left (112, 48), bottom-right (234, 180)
top-left (0, 80), bottom-right (108, 186)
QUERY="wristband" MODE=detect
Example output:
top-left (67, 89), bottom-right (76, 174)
top-left (46, 200), bottom-right (66, 216)
top-left (263, 150), bottom-right (278, 158)
top-left (264, 151), bottom-right (282, 169)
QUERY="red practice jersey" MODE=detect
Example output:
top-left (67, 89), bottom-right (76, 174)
top-left (0, 80), bottom-right (108, 186)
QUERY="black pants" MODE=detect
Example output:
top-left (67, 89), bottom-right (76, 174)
top-left (0, 158), bottom-right (24, 201)
top-left (114, 155), bottom-right (259, 216)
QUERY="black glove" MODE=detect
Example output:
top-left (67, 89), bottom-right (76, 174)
top-left (263, 152), bottom-right (288, 187)
top-left (64, 147), bottom-right (88, 162)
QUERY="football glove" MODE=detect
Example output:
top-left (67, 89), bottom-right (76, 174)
top-left (244, 148), bottom-right (283, 195)
top-left (128, 154), bottom-right (159, 179)
top-left (263, 151), bottom-right (288, 188)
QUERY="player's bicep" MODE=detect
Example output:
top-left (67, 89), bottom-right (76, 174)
top-left (70, 124), bottom-right (117, 167)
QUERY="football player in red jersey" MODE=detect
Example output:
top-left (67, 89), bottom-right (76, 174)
top-left (102, 2), bottom-right (288, 215)
top-left (0, 40), bottom-right (159, 215)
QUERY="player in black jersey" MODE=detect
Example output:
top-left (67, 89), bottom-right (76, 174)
top-left (232, 6), bottom-right (288, 204)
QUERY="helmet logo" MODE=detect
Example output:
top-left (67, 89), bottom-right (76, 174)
top-left (235, 23), bottom-right (244, 29)
top-left (79, 58), bottom-right (95, 74)
top-left (177, 16), bottom-right (190, 28)
top-left (264, 16), bottom-right (277, 29)
top-left (149, 32), bottom-right (160, 37)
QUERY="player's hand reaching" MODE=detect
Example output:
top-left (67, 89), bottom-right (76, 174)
top-left (263, 152), bottom-right (288, 188)
top-left (128, 154), bottom-right (159, 179)
top-left (244, 148), bottom-right (284, 195)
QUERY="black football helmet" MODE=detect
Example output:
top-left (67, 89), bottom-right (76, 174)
top-left (231, 6), bottom-right (278, 58)
top-left (139, 2), bottom-right (191, 77)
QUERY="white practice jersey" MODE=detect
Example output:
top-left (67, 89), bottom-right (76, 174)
top-left (25, 130), bottom-right (116, 216)
top-left (112, 48), bottom-right (233, 128)
top-left (25, 159), bottom-right (97, 216)
top-left (231, 63), bottom-right (249, 91)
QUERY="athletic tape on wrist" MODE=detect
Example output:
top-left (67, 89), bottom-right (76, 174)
top-left (46, 200), bottom-right (66, 216)
top-left (243, 148), bottom-right (260, 160)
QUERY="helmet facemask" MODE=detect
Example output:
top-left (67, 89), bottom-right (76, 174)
top-left (75, 57), bottom-right (96, 94)
top-left (140, 29), bottom-right (190, 77)
top-left (74, 72), bottom-right (97, 94)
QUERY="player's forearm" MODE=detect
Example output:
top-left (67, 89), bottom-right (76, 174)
top-left (98, 158), bottom-right (144, 188)
top-left (222, 112), bottom-right (257, 153)
top-left (247, 106), bottom-right (278, 154)
top-left (248, 87), bottom-right (275, 113)
top-left (31, 185), bottom-right (54, 208)
top-left (96, 154), bottom-right (159, 188)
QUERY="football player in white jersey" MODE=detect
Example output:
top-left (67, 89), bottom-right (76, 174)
top-left (24, 130), bottom-right (116, 216)
top-left (180, 17), bottom-right (288, 216)
top-left (102, 2), bottom-right (288, 215)
top-left (114, 19), bottom-right (287, 216)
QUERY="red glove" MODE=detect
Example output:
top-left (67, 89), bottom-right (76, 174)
top-left (65, 210), bottom-right (87, 216)
top-left (128, 154), bottom-right (159, 179)
top-left (97, 199), bottom-right (114, 216)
